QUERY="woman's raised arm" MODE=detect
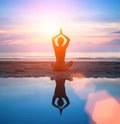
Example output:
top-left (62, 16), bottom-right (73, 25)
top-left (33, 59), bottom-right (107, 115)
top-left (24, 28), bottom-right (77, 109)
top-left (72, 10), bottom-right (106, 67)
top-left (52, 34), bottom-right (60, 47)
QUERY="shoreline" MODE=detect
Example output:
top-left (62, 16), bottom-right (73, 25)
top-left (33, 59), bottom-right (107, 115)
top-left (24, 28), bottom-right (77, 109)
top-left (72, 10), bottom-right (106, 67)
top-left (0, 61), bottom-right (120, 78)
top-left (0, 57), bottom-right (120, 62)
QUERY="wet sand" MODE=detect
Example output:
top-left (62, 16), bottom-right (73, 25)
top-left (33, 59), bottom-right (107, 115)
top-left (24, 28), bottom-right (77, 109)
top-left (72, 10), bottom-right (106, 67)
top-left (0, 61), bottom-right (120, 78)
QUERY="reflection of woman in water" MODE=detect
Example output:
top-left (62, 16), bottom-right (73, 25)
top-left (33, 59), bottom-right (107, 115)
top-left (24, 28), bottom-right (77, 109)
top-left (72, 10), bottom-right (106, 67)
top-left (52, 28), bottom-right (73, 71)
top-left (51, 78), bottom-right (70, 115)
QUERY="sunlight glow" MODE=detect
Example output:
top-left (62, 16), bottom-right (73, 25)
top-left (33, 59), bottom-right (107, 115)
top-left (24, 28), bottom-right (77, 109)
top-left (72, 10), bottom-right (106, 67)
top-left (86, 91), bottom-right (120, 124)
top-left (70, 78), bottom-right (95, 99)
top-left (26, 13), bottom-right (68, 42)
top-left (41, 19), bottom-right (60, 36)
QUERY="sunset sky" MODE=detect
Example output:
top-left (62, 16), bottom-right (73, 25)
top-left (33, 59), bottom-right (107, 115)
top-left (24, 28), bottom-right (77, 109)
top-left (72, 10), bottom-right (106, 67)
top-left (0, 0), bottom-right (120, 52)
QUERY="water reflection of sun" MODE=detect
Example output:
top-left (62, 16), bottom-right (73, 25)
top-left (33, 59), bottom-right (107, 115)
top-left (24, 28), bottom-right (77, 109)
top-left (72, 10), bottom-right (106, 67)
top-left (70, 78), bottom-right (120, 124)
top-left (86, 91), bottom-right (120, 124)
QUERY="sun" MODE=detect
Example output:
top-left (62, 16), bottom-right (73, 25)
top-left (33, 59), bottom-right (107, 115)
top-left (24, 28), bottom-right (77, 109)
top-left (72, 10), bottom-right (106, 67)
top-left (34, 15), bottom-right (63, 36)
top-left (27, 13), bottom-right (67, 42)
top-left (42, 19), bottom-right (59, 36)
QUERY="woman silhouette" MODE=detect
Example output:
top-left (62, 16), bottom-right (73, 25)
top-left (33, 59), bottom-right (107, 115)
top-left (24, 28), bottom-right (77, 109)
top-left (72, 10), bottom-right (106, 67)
top-left (52, 28), bottom-right (73, 71)
top-left (51, 78), bottom-right (70, 115)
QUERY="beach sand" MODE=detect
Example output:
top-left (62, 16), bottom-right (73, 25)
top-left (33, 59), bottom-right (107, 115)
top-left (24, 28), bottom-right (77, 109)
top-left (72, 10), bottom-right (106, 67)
top-left (0, 61), bottom-right (120, 78)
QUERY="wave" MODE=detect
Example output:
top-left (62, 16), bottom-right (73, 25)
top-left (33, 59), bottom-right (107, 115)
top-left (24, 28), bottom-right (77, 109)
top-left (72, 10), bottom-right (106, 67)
top-left (0, 52), bottom-right (120, 61)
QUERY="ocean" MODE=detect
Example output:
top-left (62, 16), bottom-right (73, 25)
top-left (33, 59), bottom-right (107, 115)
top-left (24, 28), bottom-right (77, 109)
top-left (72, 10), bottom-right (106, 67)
top-left (0, 52), bottom-right (120, 61)
top-left (0, 77), bottom-right (120, 124)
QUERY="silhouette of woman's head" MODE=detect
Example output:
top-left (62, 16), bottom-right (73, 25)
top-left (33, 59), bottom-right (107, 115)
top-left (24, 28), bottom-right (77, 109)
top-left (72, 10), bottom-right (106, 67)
top-left (57, 98), bottom-right (64, 107)
top-left (58, 37), bottom-right (64, 46)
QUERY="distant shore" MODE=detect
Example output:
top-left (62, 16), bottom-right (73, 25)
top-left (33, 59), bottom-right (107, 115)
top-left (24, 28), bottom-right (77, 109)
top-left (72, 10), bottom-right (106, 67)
top-left (0, 61), bottom-right (120, 78)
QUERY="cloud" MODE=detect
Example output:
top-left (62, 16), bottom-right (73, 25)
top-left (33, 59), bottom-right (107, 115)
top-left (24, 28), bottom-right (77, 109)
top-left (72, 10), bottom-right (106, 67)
top-left (94, 14), bottom-right (120, 23)
top-left (0, 40), bottom-right (120, 52)
top-left (0, 31), bottom-right (120, 52)
top-left (67, 39), bottom-right (120, 52)
top-left (0, 32), bottom-right (44, 45)
top-left (0, 42), bottom-right (53, 52)
top-left (104, 39), bottom-right (120, 45)
top-left (0, 17), bottom-right (22, 30)
top-left (0, 33), bottom-right (28, 44)
top-left (113, 31), bottom-right (120, 34)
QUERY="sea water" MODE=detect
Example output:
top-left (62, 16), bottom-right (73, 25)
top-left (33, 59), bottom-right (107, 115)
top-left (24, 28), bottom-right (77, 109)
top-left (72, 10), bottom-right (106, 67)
top-left (0, 77), bottom-right (120, 124)
top-left (0, 52), bottom-right (120, 61)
